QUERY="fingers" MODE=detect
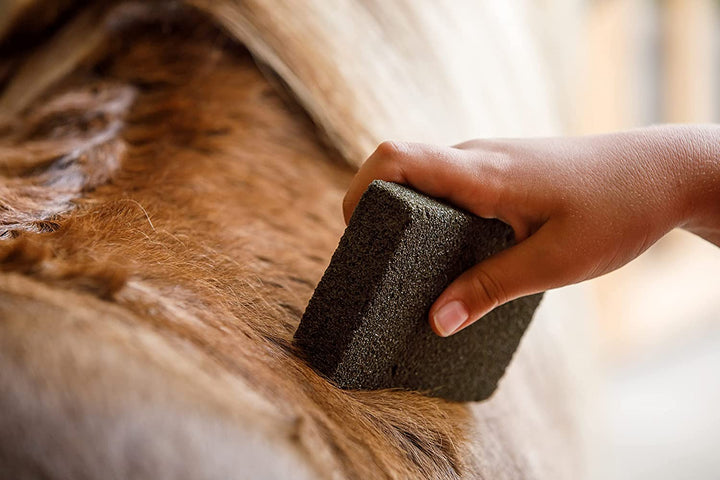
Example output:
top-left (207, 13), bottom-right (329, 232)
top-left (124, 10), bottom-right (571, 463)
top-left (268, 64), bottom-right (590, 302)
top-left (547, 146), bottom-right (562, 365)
top-left (342, 141), bottom-right (505, 225)
top-left (344, 140), bottom-right (579, 338)
top-left (429, 222), bottom-right (575, 337)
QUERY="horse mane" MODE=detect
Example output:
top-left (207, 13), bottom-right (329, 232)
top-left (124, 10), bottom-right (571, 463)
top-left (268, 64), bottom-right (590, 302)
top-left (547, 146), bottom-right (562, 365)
top-left (192, 0), bottom-right (564, 165)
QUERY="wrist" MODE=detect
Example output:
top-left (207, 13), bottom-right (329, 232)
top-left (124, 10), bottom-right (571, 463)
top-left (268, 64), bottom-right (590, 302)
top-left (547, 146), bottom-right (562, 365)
top-left (668, 125), bottom-right (720, 240)
top-left (592, 126), bottom-right (702, 234)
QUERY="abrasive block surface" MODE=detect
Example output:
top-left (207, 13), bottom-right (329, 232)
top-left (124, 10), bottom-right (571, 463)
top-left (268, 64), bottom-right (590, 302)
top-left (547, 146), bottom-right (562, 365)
top-left (293, 180), bottom-right (542, 402)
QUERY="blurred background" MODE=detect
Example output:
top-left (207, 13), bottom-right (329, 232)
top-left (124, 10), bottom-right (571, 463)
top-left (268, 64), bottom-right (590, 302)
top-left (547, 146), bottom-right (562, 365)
top-left (0, 0), bottom-right (717, 478)
top-left (568, 1), bottom-right (720, 479)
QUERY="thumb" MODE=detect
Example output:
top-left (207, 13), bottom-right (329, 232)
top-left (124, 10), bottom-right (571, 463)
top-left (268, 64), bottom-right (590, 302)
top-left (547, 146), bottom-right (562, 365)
top-left (429, 224), bottom-right (570, 337)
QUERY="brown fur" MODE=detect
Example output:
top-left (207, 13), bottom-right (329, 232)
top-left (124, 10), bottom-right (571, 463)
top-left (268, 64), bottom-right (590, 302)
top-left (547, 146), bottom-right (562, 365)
top-left (0, 3), bottom-right (590, 479)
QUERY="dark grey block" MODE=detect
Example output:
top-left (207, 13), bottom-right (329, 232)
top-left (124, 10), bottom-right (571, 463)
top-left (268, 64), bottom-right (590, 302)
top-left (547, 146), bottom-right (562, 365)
top-left (293, 180), bottom-right (542, 402)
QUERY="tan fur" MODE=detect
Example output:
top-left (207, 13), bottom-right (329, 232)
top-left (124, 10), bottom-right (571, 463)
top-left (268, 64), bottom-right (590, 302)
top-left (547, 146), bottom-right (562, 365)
top-left (0, 3), bottom-right (591, 479)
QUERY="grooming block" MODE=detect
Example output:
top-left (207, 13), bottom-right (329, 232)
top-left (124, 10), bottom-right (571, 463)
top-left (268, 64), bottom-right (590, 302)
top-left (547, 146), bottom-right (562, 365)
top-left (293, 180), bottom-right (542, 402)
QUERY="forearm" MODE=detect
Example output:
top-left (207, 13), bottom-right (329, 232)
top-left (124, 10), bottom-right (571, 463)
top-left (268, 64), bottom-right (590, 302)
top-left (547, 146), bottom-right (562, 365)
top-left (345, 126), bottom-right (720, 336)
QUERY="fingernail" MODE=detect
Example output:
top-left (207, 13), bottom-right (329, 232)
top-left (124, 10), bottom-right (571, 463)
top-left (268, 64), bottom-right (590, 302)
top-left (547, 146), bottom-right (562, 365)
top-left (433, 300), bottom-right (469, 337)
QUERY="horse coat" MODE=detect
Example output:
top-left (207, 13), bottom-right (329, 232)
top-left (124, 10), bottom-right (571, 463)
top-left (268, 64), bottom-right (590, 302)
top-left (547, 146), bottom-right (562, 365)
top-left (0, 2), bottom-right (594, 478)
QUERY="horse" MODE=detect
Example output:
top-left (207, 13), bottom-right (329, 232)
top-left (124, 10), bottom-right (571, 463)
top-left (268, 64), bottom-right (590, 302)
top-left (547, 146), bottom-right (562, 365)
top-left (0, 1), bottom-right (594, 478)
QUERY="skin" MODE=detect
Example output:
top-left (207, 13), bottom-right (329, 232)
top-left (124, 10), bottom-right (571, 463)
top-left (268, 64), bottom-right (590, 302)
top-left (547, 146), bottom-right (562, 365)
top-left (342, 125), bottom-right (720, 337)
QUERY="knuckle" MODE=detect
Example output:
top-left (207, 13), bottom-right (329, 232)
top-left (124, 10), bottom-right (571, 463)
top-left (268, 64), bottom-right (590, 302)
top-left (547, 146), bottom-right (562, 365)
top-left (468, 268), bottom-right (507, 309)
top-left (453, 138), bottom-right (484, 151)
top-left (374, 140), bottom-right (408, 162)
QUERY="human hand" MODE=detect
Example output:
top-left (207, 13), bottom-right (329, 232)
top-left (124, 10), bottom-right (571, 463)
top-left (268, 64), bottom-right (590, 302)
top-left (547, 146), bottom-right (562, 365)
top-left (342, 125), bottom-right (720, 337)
